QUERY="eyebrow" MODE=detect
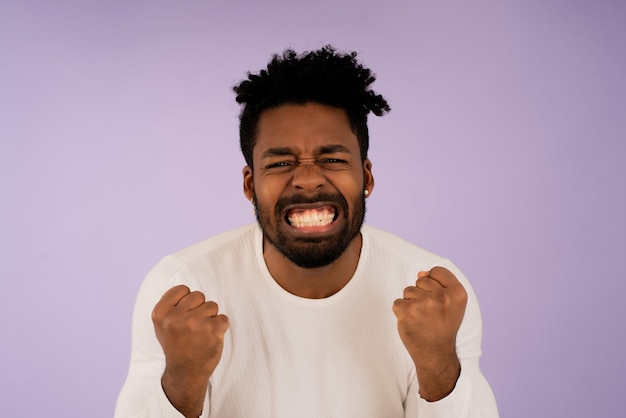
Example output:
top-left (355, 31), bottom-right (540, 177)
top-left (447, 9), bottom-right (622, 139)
top-left (261, 147), bottom-right (294, 159)
top-left (318, 144), bottom-right (352, 154)
top-left (260, 144), bottom-right (352, 159)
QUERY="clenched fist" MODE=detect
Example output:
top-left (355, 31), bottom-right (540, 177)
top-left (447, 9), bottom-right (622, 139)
top-left (152, 285), bottom-right (229, 417)
top-left (392, 267), bottom-right (467, 401)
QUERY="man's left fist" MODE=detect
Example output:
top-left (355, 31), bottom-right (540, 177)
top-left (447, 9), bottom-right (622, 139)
top-left (392, 266), bottom-right (467, 375)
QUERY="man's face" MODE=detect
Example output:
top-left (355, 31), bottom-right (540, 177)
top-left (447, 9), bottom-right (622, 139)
top-left (243, 102), bottom-right (374, 269)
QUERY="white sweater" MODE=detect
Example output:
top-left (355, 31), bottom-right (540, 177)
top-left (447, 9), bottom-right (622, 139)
top-left (116, 224), bottom-right (498, 417)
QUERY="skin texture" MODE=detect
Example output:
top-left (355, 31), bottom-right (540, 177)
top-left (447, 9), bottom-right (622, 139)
top-left (151, 103), bottom-right (467, 415)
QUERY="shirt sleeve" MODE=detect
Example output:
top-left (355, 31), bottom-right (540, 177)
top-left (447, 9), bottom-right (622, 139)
top-left (114, 256), bottom-right (211, 418)
top-left (404, 261), bottom-right (499, 418)
top-left (403, 360), bottom-right (498, 417)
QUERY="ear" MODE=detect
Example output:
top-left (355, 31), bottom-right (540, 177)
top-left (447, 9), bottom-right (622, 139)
top-left (363, 158), bottom-right (374, 197)
top-left (243, 165), bottom-right (254, 201)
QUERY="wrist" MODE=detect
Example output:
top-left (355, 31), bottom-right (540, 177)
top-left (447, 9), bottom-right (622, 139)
top-left (414, 353), bottom-right (461, 402)
top-left (161, 369), bottom-right (209, 418)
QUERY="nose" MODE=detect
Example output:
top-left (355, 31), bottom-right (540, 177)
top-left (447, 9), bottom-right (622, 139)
top-left (291, 160), bottom-right (325, 191)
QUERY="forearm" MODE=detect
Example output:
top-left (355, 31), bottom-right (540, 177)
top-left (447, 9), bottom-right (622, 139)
top-left (161, 370), bottom-right (209, 418)
top-left (414, 352), bottom-right (461, 401)
top-left (405, 359), bottom-right (499, 418)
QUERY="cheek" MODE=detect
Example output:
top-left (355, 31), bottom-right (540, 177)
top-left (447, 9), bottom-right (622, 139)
top-left (254, 177), bottom-right (283, 206)
top-left (331, 173), bottom-right (364, 197)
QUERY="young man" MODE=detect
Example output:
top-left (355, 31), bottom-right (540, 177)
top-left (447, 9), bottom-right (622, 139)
top-left (116, 46), bottom-right (498, 417)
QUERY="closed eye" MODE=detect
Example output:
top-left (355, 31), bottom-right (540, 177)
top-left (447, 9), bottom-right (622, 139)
top-left (265, 160), bottom-right (295, 169)
top-left (318, 157), bottom-right (350, 168)
top-left (320, 158), bottom-right (347, 163)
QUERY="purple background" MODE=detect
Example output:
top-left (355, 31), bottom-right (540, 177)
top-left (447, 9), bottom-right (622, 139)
top-left (2, 1), bottom-right (625, 416)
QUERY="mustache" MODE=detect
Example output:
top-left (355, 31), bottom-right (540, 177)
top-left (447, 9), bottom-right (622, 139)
top-left (275, 192), bottom-right (349, 215)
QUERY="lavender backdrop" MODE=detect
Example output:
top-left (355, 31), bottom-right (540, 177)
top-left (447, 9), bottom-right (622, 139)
top-left (2, 1), bottom-right (625, 417)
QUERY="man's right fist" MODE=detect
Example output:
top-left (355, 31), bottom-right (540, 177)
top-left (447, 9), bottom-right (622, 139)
top-left (152, 285), bottom-right (230, 381)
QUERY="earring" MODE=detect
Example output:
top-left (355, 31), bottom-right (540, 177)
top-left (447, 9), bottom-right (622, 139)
top-left (364, 189), bottom-right (369, 196)
top-left (250, 197), bottom-right (256, 216)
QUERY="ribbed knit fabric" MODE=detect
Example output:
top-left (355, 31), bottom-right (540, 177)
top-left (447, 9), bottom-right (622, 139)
top-left (115, 224), bottom-right (498, 417)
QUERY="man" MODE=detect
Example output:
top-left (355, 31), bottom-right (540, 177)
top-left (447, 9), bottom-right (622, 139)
top-left (116, 46), bottom-right (498, 417)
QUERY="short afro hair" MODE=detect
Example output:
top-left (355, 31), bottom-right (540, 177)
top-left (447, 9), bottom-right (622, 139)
top-left (233, 45), bottom-right (390, 167)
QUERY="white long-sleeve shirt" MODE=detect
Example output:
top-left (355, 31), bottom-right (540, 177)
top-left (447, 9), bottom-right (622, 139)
top-left (116, 224), bottom-right (498, 417)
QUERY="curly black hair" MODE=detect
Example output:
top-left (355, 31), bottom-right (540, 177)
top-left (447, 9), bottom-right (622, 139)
top-left (233, 46), bottom-right (391, 167)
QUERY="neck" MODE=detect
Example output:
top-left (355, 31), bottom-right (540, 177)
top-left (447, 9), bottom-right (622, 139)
top-left (262, 234), bottom-right (363, 299)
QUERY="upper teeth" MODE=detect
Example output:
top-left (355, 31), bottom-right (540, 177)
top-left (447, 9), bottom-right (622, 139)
top-left (288, 208), bottom-right (335, 228)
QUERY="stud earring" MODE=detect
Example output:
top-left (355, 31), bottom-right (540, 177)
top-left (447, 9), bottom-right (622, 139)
top-left (364, 189), bottom-right (369, 196)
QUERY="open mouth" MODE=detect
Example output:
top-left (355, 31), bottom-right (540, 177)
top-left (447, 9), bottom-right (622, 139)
top-left (285, 205), bottom-right (339, 229)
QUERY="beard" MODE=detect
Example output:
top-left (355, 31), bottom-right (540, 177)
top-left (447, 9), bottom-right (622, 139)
top-left (253, 191), bottom-right (366, 269)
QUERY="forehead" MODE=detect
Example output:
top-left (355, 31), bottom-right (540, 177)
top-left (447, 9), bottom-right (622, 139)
top-left (253, 103), bottom-right (358, 156)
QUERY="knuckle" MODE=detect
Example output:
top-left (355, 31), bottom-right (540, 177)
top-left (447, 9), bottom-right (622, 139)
top-left (452, 285), bottom-right (468, 303)
top-left (392, 299), bottom-right (409, 318)
top-left (204, 300), bottom-right (219, 311)
top-left (188, 291), bottom-right (206, 303)
top-left (188, 316), bottom-right (204, 332)
top-left (172, 284), bottom-right (190, 293)
top-left (406, 300), bottom-right (422, 316)
top-left (392, 298), bottom-right (403, 310)
top-left (151, 309), bottom-right (160, 324)
top-left (430, 266), bottom-right (447, 277)
top-left (402, 286), bottom-right (415, 298)
top-left (157, 315), bottom-right (178, 334)
top-left (213, 315), bottom-right (229, 332)
top-left (430, 266), bottom-right (443, 274)
top-left (151, 305), bottom-right (167, 324)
